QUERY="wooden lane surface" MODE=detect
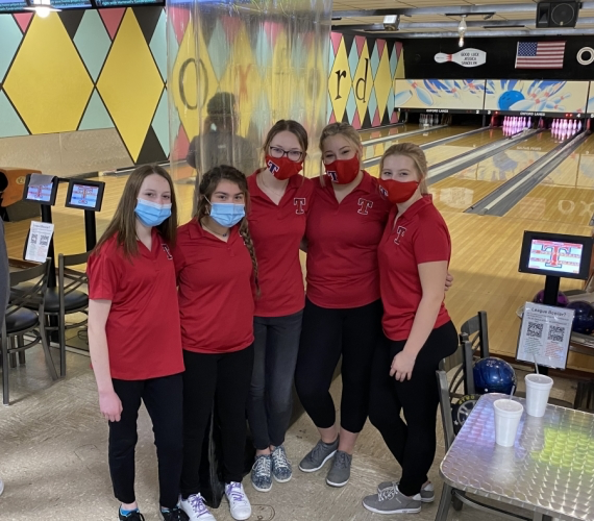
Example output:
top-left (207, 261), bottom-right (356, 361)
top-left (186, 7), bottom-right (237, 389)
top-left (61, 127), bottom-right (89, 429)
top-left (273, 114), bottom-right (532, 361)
top-left (430, 132), bottom-right (560, 212)
top-left (424, 127), bottom-right (505, 166)
top-left (506, 137), bottom-right (594, 226)
top-left (358, 124), bottom-right (403, 142)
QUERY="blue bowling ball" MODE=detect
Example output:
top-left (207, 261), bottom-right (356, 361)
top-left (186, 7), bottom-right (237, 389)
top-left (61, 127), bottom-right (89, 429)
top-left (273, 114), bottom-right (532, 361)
top-left (498, 90), bottom-right (524, 110)
top-left (473, 357), bottom-right (517, 395)
top-left (567, 301), bottom-right (594, 335)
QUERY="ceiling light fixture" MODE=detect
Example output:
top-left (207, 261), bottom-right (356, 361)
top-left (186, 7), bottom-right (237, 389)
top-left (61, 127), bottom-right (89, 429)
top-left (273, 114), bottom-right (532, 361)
top-left (25, 0), bottom-right (59, 18)
top-left (383, 14), bottom-right (400, 31)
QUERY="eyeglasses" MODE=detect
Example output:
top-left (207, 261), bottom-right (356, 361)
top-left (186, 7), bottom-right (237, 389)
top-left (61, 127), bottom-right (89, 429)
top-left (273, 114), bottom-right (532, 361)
top-left (269, 146), bottom-right (304, 162)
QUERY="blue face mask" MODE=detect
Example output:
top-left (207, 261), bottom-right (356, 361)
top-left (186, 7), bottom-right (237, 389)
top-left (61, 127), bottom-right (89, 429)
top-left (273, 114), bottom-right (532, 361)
top-left (135, 199), bottom-right (172, 227)
top-left (209, 202), bottom-right (245, 227)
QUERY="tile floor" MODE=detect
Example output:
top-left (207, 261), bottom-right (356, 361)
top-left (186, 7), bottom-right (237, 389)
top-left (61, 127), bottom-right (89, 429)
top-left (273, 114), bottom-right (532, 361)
top-left (0, 345), bottom-right (582, 521)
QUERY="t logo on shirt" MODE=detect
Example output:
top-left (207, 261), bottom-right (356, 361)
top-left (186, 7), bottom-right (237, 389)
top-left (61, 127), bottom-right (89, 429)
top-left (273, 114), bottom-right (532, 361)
top-left (357, 198), bottom-right (373, 215)
top-left (394, 226), bottom-right (407, 245)
top-left (294, 198), bottom-right (306, 215)
top-left (162, 244), bottom-right (173, 260)
top-left (327, 171), bottom-right (338, 183)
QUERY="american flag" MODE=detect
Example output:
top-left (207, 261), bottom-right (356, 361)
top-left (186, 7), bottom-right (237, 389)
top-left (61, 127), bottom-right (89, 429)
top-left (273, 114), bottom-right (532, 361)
top-left (515, 41), bottom-right (566, 69)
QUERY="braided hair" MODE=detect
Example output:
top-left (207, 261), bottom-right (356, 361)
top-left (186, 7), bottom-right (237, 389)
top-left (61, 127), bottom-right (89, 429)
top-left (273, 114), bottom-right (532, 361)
top-left (193, 165), bottom-right (259, 293)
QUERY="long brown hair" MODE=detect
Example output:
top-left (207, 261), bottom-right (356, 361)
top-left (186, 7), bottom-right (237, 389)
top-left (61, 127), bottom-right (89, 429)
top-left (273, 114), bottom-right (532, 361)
top-left (318, 122), bottom-right (363, 186)
top-left (380, 143), bottom-right (430, 195)
top-left (95, 165), bottom-right (178, 257)
top-left (193, 165), bottom-right (259, 291)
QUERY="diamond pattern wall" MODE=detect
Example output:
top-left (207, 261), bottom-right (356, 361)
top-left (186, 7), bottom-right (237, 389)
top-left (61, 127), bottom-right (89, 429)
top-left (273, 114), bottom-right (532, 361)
top-left (0, 10), bottom-right (403, 168)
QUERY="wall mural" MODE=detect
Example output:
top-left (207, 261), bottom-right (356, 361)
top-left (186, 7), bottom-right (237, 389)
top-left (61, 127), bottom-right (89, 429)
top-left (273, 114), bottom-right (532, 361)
top-left (0, 9), bottom-right (403, 167)
top-left (483, 80), bottom-right (590, 113)
top-left (393, 79), bottom-right (486, 110)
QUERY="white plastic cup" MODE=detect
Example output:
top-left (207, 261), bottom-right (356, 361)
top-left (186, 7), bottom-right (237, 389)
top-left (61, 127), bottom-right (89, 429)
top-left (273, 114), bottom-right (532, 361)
top-left (525, 374), bottom-right (553, 417)
top-left (493, 399), bottom-right (524, 447)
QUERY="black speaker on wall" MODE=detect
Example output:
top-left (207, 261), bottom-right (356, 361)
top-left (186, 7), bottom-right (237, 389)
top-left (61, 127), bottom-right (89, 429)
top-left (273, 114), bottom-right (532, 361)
top-left (536, 0), bottom-right (580, 28)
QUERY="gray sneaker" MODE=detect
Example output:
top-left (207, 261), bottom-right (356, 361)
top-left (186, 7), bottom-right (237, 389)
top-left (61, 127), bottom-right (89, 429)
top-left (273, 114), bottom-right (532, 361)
top-left (250, 455), bottom-right (272, 492)
top-left (325, 450), bottom-right (352, 487)
top-left (298, 439), bottom-right (338, 473)
top-left (363, 485), bottom-right (422, 515)
top-left (271, 445), bottom-right (292, 483)
top-left (377, 481), bottom-right (434, 503)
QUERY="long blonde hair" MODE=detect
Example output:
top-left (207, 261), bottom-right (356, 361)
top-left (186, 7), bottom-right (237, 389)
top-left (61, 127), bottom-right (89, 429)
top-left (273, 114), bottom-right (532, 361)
top-left (380, 143), bottom-right (430, 195)
top-left (193, 165), bottom-right (259, 291)
top-left (318, 122), bottom-right (363, 186)
top-left (95, 165), bottom-right (178, 257)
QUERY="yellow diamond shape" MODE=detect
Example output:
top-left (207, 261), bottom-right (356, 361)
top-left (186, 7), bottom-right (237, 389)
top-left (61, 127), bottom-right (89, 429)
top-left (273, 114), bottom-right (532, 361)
top-left (4, 13), bottom-right (92, 134)
top-left (374, 46), bottom-right (392, 121)
top-left (97, 9), bottom-right (163, 161)
top-left (170, 19), bottom-right (218, 145)
top-left (353, 42), bottom-right (372, 124)
top-left (329, 38), bottom-right (351, 123)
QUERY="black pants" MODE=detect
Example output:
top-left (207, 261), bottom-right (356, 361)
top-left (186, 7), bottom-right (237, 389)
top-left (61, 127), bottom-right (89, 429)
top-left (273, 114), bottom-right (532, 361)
top-left (248, 311), bottom-right (303, 450)
top-left (180, 346), bottom-right (254, 498)
top-left (109, 373), bottom-right (183, 509)
top-left (369, 321), bottom-right (458, 497)
top-left (295, 299), bottom-right (382, 433)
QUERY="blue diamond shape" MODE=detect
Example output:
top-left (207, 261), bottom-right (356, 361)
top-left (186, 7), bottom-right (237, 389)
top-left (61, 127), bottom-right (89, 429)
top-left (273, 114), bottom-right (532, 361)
top-left (346, 88), bottom-right (357, 123)
top-left (348, 43), bottom-right (359, 81)
top-left (79, 90), bottom-right (113, 130)
top-left (151, 88), bottom-right (170, 157)
top-left (74, 11), bottom-right (110, 82)
top-left (0, 16), bottom-right (23, 83)
top-left (390, 46), bottom-right (398, 78)
top-left (387, 86), bottom-right (395, 115)
top-left (208, 20), bottom-right (230, 81)
top-left (370, 43), bottom-right (380, 80)
top-left (368, 88), bottom-right (378, 121)
top-left (150, 10), bottom-right (167, 82)
top-left (254, 28), bottom-right (273, 77)
top-left (0, 91), bottom-right (28, 138)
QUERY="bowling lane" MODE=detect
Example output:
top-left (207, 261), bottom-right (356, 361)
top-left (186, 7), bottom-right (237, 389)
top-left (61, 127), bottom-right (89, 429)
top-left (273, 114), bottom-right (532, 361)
top-left (506, 136), bottom-right (594, 225)
top-left (425, 127), bottom-right (505, 167)
top-left (431, 131), bottom-right (561, 213)
top-left (359, 124), bottom-right (404, 142)
top-left (366, 125), bottom-right (477, 177)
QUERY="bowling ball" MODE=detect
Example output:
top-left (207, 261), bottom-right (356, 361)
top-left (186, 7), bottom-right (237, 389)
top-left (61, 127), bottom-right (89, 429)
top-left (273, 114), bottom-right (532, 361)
top-left (498, 90), bottom-right (524, 110)
top-left (473, 357), bottom-right (517, 395)
top-left (533, 290), bottom-right (569, 308)
top-left (567, 301), bottom-right (594, 334)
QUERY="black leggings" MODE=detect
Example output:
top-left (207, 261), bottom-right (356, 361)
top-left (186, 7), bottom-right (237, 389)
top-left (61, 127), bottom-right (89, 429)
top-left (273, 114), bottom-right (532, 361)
top-left (180, 346), bottom-right (254, 498)
top-left (295, 298), bottom-right (382, 433)
top-left (109, 374), bottom-right (183, 509)
top-left (368, 321), bottom-right (458, 497)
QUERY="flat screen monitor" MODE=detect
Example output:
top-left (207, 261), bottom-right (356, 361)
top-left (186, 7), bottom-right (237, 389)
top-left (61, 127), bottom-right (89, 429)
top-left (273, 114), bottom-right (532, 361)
top-left (22, 174), bottom-right (59, 206)
top-left (48, 0), bottom-right (92, 7)
top-left (519, 231), bottom-right (593, 280)
top-left (0, 0), bottom-right (28, 12)
top-left (65, 179), bottom-right (105, 212)
top-left (94, 0), bottom-right (163, 6)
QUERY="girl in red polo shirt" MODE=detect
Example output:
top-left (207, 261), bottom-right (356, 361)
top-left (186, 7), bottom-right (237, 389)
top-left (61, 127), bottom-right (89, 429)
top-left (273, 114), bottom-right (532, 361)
top-left (246, 120), bottom-right (314, 492)
top-left (362, 143), bottom-right (458, 516)
top-left (294, 122), bottom-right (391, 488)
top-left (87, 165), bottom-right (187, 521)
top-left (175, 166), bottom-right (256, 522)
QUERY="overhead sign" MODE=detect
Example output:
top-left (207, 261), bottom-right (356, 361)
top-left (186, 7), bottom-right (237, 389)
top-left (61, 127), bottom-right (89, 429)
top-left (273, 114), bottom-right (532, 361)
top-left (434, 49), bottom-right (487, 68)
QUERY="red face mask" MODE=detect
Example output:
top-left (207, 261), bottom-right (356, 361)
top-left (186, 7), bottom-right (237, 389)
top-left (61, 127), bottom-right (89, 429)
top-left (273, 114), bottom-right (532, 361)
top-left (378, 179), bottom-right (420, 204)
top-left (265, 155), bottom-right (303, 180)
top-left (324, 156), bottom-right (360, 184)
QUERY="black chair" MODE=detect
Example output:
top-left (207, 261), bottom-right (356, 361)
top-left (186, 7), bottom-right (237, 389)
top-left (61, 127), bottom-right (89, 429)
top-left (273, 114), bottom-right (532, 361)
top-left (49, 252), bottom-right (89, 376)
top-left (460, 310), bottom-right (490, 360)
top-left (2, 260), bottom-right (59, 405)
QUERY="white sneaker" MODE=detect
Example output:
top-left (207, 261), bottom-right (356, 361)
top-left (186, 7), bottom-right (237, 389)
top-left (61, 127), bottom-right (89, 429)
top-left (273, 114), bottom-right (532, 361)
top-left (225, 482), bottom-right (251, 521)
top-left (179, 493), bottom-right (216, 521)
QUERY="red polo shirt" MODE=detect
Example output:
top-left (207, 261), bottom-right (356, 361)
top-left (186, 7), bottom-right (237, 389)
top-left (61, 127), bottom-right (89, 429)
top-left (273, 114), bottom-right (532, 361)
top-left (248, 173), bottom-right (314, 317)
top-left (173, 219), bottom-right (254, 353)
top-left (87, 230), bottom-right (184, 380)
top-left (378, 196), bottom-right (451, 341)
top-left (305, 171), bottom-right (391, 309)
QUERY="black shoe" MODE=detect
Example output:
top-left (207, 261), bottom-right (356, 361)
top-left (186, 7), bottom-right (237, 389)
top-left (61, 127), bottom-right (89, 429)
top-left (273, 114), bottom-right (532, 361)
top-left (160, 506), bottom-right (189, 521)
top-left (119, 508), bottom-right (145, 521)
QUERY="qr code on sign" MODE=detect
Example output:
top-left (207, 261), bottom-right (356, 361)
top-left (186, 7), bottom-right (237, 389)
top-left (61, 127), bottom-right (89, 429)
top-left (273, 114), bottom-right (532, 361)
top-left (527, 322), bottom-right (543, 338)
top-left (548, 325), bottom-right (565, 343)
